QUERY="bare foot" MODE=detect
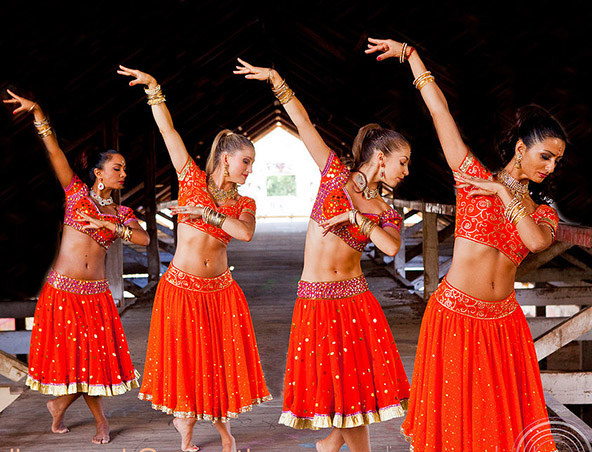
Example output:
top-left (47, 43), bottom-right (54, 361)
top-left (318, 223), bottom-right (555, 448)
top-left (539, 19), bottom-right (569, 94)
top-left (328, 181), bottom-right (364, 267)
top-left (222, 435), bottom-right (237, 452)
top-left (46, 399), bottom-right (70, 433)
top-left (91, 420), bottom-right (110, 444)
top-left (316, 435), bottom-right (344, 452)
top-left (173, 417), bottom-right (199, 451)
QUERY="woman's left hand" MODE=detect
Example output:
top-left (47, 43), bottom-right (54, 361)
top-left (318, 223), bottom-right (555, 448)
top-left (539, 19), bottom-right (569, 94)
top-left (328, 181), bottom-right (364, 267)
top-left (318, 211), bottom-right (351, 236)
top-left (454, 172), bottom-right (503, 197)
top-left (233, 58), bottom-right (274, 82)
top-left (3, 89), bottom-right (37, 115)
top-left (74, 212), bottom-right (109, 230)
top-left (169, 204), bottom-right (204, 219)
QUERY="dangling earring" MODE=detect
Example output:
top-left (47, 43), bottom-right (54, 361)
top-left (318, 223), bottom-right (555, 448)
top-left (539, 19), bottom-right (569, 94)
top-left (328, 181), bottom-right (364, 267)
top-left (98, 178), bottom-right (105, 190)
top-left (514, 152), bottom-right (523, 169)
top-left (223, 162), bottom-right (230, 177)
top-left (380, 162), bottom-right (385, 179)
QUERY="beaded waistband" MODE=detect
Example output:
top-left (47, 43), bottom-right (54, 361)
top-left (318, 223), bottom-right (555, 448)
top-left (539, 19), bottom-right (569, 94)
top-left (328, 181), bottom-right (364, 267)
top-left (433, 277), bottom-right (518, 320)
top-left (164, 263), bottom-right (233, 292)
top-left (47, 270), bottom-right (109, 295)
top-left (297, 275), bottom-right (368, 300)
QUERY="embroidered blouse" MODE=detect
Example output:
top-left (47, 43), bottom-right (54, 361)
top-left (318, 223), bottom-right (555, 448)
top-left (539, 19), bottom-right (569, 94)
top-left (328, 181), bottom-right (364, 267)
top-left (63, 174), bottom-right (137, 249)
top-left (176, 157), bottom-right (256, 245)
top-left (310, 151), bottom-right (402, 252)
top-left (454, 151), bottom-right (559, 266)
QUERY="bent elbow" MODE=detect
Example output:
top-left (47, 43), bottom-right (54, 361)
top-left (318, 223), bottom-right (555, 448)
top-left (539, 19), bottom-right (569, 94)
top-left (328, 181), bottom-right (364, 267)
top-left (383, 243), bottom-right (400, 257)
top-left (528, 239), bottom-right (551, 254)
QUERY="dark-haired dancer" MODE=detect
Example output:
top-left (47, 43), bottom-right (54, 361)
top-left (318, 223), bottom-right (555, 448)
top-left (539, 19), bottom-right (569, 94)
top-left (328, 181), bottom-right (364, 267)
top-left (4, 90), bottom-right (150, 444)
top-left (366, 38), bottom-right (564, 452)
top-left (235, 59), bottom-right (410, 452)
top-left (118, 66), bottom-right (271, 452)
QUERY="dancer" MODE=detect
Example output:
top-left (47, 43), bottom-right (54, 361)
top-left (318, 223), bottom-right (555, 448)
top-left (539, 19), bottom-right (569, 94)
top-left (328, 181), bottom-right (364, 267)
top-left (118, 65), bottom-right (271, 452)
top-left (235, 59), bottom-right (410, 452)
top-left (4, 90), bottom-right (149, 444)
top-left (366, 38), bottom-right (565, 452)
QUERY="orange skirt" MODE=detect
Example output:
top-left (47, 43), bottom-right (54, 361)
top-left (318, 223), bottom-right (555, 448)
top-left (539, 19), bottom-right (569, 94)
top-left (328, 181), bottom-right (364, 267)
top-left (138, 264), bottom-right (272, 421)
top-left (401, 277), bottom-right (557, 452)
top-left (279, 275), bottom-right (410, 430)
top-left (26, 271), bottom-right (140, 396)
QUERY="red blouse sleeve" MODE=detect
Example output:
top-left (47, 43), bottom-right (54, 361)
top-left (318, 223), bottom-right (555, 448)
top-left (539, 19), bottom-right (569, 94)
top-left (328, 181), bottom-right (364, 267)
top-left (535, 205), bottom-right (559, 240)
top-left (320, 151), bottom-right (348, 182)
top-left (64, 174), bottom-right (86, 197)
top-left (240, 197), bottom-right (257, 218)
top-left (379, 208), bottom-right (403, 232)
top-left (119, 206), bottom-right (138, 225)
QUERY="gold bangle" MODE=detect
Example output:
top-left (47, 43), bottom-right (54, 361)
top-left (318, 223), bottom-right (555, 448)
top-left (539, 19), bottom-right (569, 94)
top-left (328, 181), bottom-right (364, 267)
top-left (400, 42), bottom-right (408, 64)
top-left (512, 206), bottom-right (528, 226)
top-left (415, 76), bottom-right (435, 90)
top-left (349, 209), bottom-right (358, 225)
top-left (538, 220), bottom-right (556, 242)
top-left (413, 71), bottom-right (432, 86)
top-left (144, 84), bottom-right (161, 96)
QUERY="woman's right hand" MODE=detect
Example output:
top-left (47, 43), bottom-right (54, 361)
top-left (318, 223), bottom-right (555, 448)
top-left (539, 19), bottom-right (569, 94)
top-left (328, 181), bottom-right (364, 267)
top-left (169, 204), bottom-right (204, 219)
top-left (365, 37), bottom-right (407, 62)
top-left (3, 89), bottom-right (37, 115)
top-left (117, 65), bottom-right (158, 89)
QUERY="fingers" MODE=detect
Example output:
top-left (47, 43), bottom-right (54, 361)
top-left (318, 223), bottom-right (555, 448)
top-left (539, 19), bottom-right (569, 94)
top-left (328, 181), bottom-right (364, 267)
top-left (236, 57), bottom-right (252, 69)
top-left (367, 37), bottom-right (384, 44)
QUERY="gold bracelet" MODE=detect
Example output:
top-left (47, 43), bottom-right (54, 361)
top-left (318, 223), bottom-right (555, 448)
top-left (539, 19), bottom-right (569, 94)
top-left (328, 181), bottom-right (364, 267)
top-left (122, 225), bottom-right (133, 241)
top-left (512, 206), bottom-right (528, 226)
top-left (415, 75), bottom-right (435, 91)
top-left (144, 84), bottom-right (162, 96)
top-left (400, 42), bottom-right (408, 64)
top-left (349, 209), bottom-right (359, 225)
top-left (413, 71), bottom-right (432, 87)
top-left (145, 84), bottom-right (166, 105)
top-left (538, 219), bottom-right (556, 242)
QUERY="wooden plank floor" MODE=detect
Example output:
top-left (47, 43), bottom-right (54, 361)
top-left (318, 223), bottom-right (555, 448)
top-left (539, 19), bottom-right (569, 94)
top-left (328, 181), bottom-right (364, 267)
top-left (0, 220), bottom-right (424, 452)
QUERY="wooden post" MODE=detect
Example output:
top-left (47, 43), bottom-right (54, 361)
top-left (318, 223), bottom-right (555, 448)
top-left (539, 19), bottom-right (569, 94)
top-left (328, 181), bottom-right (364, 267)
top-left (422, 207), bottom-right (439, 300)
top-left (145, 130), bottom-right (161, 283)
top-left (104, 119), bottom-right (124, 307)
top-left (171, 166), bottom-right (179, 249)
top-left (395, 207), bottom-right (405, 278)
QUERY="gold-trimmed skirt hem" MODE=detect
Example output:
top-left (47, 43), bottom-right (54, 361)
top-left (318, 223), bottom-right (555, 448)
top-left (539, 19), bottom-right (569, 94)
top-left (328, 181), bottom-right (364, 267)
top-left (279, 400), bottom-right (408, 430)
top-left (138, 392), bottom-right (273, 422)
top-left (25, 370), bottom-right (140, 397)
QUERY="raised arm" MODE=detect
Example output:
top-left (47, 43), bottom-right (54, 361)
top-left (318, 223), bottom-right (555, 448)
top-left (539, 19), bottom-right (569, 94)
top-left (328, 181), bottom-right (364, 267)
top-left (234, 58), bottom-right (331, 170)
top-left (4, 90), bottom-right (74, 187)
top-left (117, 65), bottom-right (190, 173)
top-left (366, 38), bottom-right (470, 171)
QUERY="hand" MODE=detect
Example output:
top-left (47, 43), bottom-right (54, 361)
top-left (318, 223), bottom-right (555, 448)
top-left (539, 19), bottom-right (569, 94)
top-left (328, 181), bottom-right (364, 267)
top-left (117, 65), bottom-right (157, 88)
top-left (3, 89), bottom-right (37, 115)
top-left (74, 212), bottom-right (108, 230)
top-left (365, 37), bottom-right (406, 62)
top-left (169, 204), bottom-right (204, 219)
top-left (454, 172), bottom-right (503, 197)
top-left (318, 211), bottom-right (351, 237)
top-left (233, 58), bottom-right (276, 84)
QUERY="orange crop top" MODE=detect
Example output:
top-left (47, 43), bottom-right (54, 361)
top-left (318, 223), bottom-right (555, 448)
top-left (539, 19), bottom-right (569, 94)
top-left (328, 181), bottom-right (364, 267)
top-left (310, 151), bottom-right (402, 252)
top-left (454, 151), bottom-right (559, 266)
top-left (176, 158), bottom-right (256, 245)
top-left (63, 174), bottom-right (137, 249)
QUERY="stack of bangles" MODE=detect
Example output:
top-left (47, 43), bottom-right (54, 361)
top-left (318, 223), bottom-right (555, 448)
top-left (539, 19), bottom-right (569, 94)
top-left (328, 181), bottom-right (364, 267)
top-left (399, 42), bottom-right (415, 63)
top-left (349, 209), bottom-right (378, 237)
top-left (202, 206), bottom-right (227, 228)
top-left (413, 70), bottom-right (435, 91)
top-left (145, 84), bottom-right (166, 106)
top-left (504, 196), bottom-right (528, 226)
top-left (538, 217), bottom-right (557, 242)
top-left (271, 79), bottom-right (295, 105)
top-left (34, 118), bottom-right (53, 138)
top-left (115, 223), bottom-right (133, 242)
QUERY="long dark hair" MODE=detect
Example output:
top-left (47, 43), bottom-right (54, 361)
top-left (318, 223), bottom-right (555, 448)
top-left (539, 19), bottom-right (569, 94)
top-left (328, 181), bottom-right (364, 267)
top-left (74, 147), bottom-right (121, 187)
top-left (351, 123), bottom-right (410, 172)
top-left (496, 105), bottom-right (567, 204)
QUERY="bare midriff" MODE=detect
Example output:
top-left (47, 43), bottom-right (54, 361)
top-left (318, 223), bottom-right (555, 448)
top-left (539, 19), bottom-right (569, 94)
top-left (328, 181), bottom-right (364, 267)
top-left (172, 223), bottom-right (229, 278)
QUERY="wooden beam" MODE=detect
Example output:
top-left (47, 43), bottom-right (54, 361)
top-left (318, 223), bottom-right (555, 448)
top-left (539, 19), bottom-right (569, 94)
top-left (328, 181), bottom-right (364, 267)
top-left (0, 301), bottom-right (37, 319)
top-left (422, 209), bottom-right (439, 300)
top-left (534, 306), bottom-right (592, 360)
top-left (0, 350), bottom-right (28, 382)
top-left (540, 372), bottom-right (592, 404)
top-left (145, 131), bottom-right (161, 284)
top-left (391, 199), bottom-right (455, 216)
top-left (516, 241), bottom-right (573, 279)
top-left (544, 392), bottom-right (592, 443)
top-left (394, 207), bottom-right (406, 278)
top-left (516, 287), bottom-right (592, 306)
top-left (557, 224), bottom-right (592, 248)
top-left (516, 268), bottom-right (592, 282)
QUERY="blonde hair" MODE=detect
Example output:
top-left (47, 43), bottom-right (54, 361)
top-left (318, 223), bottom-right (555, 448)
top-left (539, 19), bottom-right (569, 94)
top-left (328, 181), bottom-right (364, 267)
top-left (205, 129), bottom-right (255, 175)
top-left (351, 123), bottom-right (409, 171)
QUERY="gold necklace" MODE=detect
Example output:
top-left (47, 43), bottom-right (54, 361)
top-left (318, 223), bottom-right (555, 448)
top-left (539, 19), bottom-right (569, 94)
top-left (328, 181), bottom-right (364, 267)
top-left (207, 177), bottom-right (238, 204)
top-left (497, 169), bottom-right (529, 199)
top-left (353, 172), bottom-right (379, 200)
